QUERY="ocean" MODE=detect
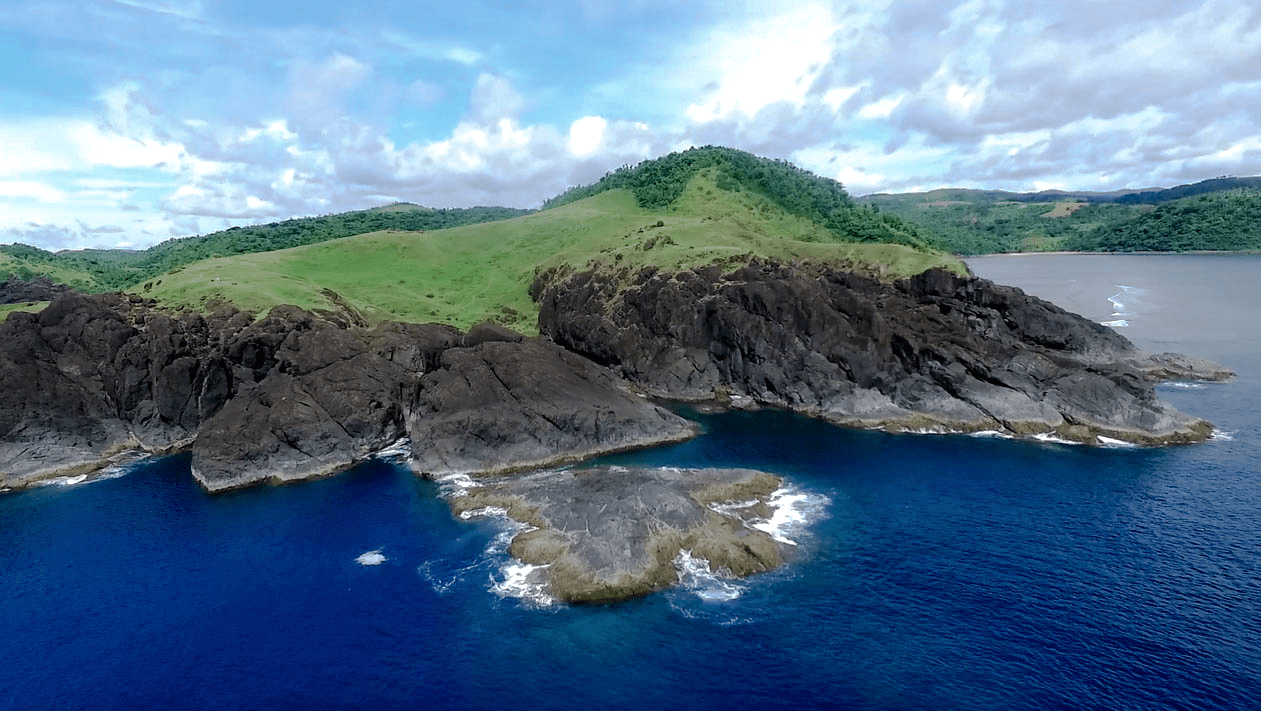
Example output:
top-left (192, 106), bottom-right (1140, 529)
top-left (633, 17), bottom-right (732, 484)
top-left (2, 254), bottom-right (1258, 710)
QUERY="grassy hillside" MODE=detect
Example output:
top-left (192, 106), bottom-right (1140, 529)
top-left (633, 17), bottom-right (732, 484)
top-left (547, 146), bottom-right (940, 251)
top-left (139, 179), bottom-right (964, 333)
top-left (0, 204), bottom-right (530, 291)
top-left (0, 246), bottom-right (103, 290)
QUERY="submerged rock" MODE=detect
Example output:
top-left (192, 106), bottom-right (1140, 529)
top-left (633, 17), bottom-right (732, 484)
top-left (448, 466), bottom-right (788, 603)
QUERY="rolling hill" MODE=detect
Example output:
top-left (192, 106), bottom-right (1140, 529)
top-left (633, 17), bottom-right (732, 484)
top-left (136, 152), bottom-right (964, 333)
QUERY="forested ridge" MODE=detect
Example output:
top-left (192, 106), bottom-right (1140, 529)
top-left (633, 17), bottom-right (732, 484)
top-left (863, 180), bottom-right (1261, 255)
top-left (1066, 189), bottom-right (1261, 252)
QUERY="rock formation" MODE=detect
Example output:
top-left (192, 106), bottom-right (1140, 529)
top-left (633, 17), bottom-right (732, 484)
top-left (448, 465), bottom-right (786, 603)
top-left (535, 261), bottom-right (1232, 444)
top-left (0, 293), bottom-right (693, 491)
top-left (0, 259), bottom-right (1233, 492)
top-left (0, 276), bottom-right (70, 304)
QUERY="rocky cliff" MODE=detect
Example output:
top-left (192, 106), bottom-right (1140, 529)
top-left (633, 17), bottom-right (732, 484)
top-left (0, 260), bottom-right (1231, 492)
top-left (0, 293), bottom-right (693, 492)
top-left (535, 261), bottom-right (1230, 444)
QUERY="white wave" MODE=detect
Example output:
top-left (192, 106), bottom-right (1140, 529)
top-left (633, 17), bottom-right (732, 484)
top-left (356, 549), bottom-right (387, 566)
top-left (969, 430), bottom-right (1014, 439)
top-left (1211, 429), bottom-right (1235, 442)
top-left (490, 562), bottom-right (556, 607)
top-left (451, 504), bottom-right (556, 605)
top-left (373, 437), bottom-right (411, 460)
top-left (707, 498), bottom-right (762, 517)
top-left (34, 452), bottom-right (151, 488)
top-left (749, 486), bottom-right (830, 546)
top-left (1161, 381), bottom-right (1206, 390)
top-left (436, 472), bottom-right (482, 497)
top-left (1096, 435), bottom-right (1137, 448)
top-left (43, 474), bottom-right (88, 487)
top-left (1033, 432), bottom-right (1080, 445)
top-left (458, 505), bottom-right (509, 521)
top-left (1101, 319), bottom-right (1130, 328)
top-left (674, 550), bottom-right (744, 602)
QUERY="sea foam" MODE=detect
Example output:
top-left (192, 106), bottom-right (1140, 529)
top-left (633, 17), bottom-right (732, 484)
top-left (490, 562), bottom-right (555, 607)
top-left (674, 550), bottom-right (744, 602)
top-left (356, 549), bottom-right (387, 566)
top-left (749, 486), bottom-right (830, 546)
top-left (373, 437), bottom-right (411, 460)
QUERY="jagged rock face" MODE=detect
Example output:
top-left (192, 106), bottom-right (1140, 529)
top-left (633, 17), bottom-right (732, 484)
top-left (408, 339), bottom-right (695, 477)
top-left (536, 262), bottom-right (1223, 444)
top-left (0, 294), bottom-right (692, 491)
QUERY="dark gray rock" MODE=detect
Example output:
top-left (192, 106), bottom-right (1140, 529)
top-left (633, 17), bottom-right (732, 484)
top-left (407, 338), bottom-right (696, 477)
top-left (0, 276), bottom-right (70, 304)
top-left (1, 294), bottom-right (696, 492)
top-left (448, 465), bottom-right (785, 603)
top-left (536, 261), bottom-right (1228, 444)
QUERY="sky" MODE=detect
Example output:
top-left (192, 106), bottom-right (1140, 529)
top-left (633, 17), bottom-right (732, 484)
top-left (2, 0), bottom-right (1259, 251)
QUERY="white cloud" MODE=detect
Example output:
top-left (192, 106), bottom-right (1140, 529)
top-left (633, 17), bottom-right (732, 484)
top-left (568, 116), bottom-right (607, 157)
top-left (5, 0), bottom-right (1261, 252)
top-left (683, 3), bottom-right (840, 125)
top-left (0, 181), bottom-right (67, 202)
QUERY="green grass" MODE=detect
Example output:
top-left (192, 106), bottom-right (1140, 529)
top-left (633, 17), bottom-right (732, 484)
top-left (138, 181), bottom-right (965, 333)
top-left (0, 301), bottom-right (48, 318)
top-left (1, 251), bottom-right (102, 290)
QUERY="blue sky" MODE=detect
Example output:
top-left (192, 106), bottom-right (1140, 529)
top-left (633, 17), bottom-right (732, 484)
top-left (2, 0), bottom-right (1259, 250)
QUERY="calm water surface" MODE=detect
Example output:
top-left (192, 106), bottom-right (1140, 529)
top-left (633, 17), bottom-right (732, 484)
top-left (2, 255), bottom-right (1258, 710)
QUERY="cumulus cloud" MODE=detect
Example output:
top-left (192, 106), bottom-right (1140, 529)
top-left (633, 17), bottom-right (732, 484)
top-left (4, 0), bottom-right (1261, 251)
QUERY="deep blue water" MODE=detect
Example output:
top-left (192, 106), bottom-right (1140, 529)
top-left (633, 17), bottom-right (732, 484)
top-left (3, 255), bottom-right (1260, 710)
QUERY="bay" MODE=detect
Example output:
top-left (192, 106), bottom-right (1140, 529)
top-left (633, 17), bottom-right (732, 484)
top-left (2, 254), bottom-right (1258, 710)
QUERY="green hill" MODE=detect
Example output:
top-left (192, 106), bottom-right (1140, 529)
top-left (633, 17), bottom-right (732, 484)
top-left (547, 146), bottom-right (941, 251)
top-left (136, 150), bottom-right (964, 333)
top-left (0, 204), bottom-right (531, 291)
top-left (861, 179), bottom-right (1261, 255)
top-left (858, 191), bottom-right (1144, 254)
top-left (1065, 189), bottom-right (1261, 252)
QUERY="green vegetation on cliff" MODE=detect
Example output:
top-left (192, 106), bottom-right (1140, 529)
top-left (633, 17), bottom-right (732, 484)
top-left (6, 147), bottom-right (962, 330)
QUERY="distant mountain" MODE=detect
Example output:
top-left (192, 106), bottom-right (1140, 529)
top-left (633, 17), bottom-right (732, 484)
top-left (1066, 189), bottom-right (1261, 252)
top-left (861, 177), bottom-right (1261, 254)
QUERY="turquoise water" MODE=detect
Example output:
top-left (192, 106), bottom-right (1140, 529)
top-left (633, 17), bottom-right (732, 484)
top-left (2, 255), bottom-right (1258, 709)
